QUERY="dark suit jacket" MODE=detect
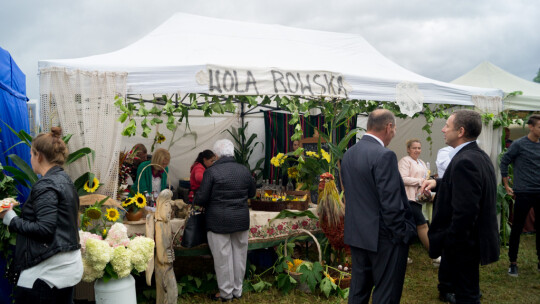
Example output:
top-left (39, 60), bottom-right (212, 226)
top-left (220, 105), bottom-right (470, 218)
top-left (429, 142), bottom-right (499, 265)
top-left (342, 135), bottom-right (415, 252)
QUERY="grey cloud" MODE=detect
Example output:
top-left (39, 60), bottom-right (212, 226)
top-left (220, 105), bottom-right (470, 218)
top-left (1, 0), bottom-right (539, 99)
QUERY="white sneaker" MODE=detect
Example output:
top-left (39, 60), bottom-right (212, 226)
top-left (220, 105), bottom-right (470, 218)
top-left (432, 257), bottom-right (441, 267)
top-left (407, 257), bottom-right (413, 264)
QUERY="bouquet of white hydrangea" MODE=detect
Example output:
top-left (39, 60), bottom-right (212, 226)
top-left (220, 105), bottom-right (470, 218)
top-left (79, 223), bottom-right (155, 282)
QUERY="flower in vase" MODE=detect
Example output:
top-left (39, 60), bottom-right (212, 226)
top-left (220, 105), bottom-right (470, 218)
top-left (321, 149), bottom-right (331, 163)
top-left (110, 246), bottom-right (132, 278)
top-left (82, 257), bottom-right (105, 283)
top-left (105, 223), bottom-right (130, 248)
top-left (270, 153), bottom-right (286, 167)
top-left (287, 167), bottom-right (299, 179)
top-left (128, 236), bottom-right (155, 272)
top-left (305, 151), bottom-right (320, 158)
top-left (84, 177), bottom-right (100, 193)
top-left (133, 193), bottom-right (147, 209)
top-left (85, 238), bottom-right (112, 272)
top-left (85, 206), bottom-right (102, 220)
top-left (122, 198), bottom-right (134, 208)
top-left (105, 208), bottom-right (120, 222)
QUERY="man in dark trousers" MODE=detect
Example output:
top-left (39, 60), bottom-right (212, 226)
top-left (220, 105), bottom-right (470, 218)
top-left (342, 109), bottom-right (416, 304)
top-left (421, 110), bottom-right (499, 304)
top-left (500, 114), bottom-right (540, 276)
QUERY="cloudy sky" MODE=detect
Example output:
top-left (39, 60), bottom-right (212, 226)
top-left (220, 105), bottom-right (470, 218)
top-left (2, 0), bottom-right (539, 99)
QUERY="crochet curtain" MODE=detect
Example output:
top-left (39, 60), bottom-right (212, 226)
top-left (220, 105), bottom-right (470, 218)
top-left (472, 95), bottom-right (503, 180)
top-left (39, 67), bottom-right (127, 198)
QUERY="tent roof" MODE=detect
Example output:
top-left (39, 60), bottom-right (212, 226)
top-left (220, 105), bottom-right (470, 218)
top-left (451, 61), bottom-right (540, 111)
top-left (1, 46), bottom-right (27, 101)
top-left (39, 13), bottom-right (501, 105)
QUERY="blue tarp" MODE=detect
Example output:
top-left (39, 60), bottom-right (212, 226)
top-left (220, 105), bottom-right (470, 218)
top-left (0, 46), bottom-right (30, 301)
top-left (0, 46), bottom-right (31, 201)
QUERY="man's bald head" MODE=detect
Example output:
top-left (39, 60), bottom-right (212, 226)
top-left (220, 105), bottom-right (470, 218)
top-left (367, 109), bottom-right (395, 132)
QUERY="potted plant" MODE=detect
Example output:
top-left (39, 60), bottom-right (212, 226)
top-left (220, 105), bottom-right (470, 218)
top-left (122, 193), bottom-right (147, 221)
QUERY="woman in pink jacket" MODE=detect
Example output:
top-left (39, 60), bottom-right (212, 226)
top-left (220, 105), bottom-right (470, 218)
top-left (398, 139), bottom-right (434, 264)
top-left (189, 150), bottom-right (216, 202)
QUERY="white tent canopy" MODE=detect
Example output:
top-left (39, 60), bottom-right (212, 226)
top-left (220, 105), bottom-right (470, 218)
top-left (39, 13), bottom-right (501, 105)
top-left (452, 61), bottom-right (540, 111)
top-left (38, 13), bottom-right (504, 198)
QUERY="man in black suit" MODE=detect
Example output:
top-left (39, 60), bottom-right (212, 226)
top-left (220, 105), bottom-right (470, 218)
top-left (421, 110), bottom-right (499, 304)
top-left (342, 109), bottom-right (416, 304)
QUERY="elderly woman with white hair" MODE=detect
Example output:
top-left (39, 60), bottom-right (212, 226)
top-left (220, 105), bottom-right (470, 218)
top-left (194, 139), bottom-right (256, 302)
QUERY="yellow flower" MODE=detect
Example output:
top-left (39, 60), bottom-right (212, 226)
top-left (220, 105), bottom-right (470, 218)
top-left (287, 261), bottom-right (294, 271)
top-left (321, 150), bottom-right (331, 163)
top-left (156, 133), bottom-right (166, 144)
top-left (122, 198), bottom-right (134, 208)
top-left (133, 193), bottom-right (147, 208)
top-left (102, 228), bottom-right (107, 236)
top-left (293, 259), bottom-right (303, 267)
top-left (270, 153), bottom-right (287, 167)
top-left (83, 177), bottom-right (100, 193)
top-left (85, 206), bottom-right (102, 220)
top-left (105, 208), bottom-right (119, 222)
top-left (287, 167), bottom-right (299, 179)
top-left (324, 272), bottom-right (336, 284)
top-left (306, 151), bottom-right (319, 158)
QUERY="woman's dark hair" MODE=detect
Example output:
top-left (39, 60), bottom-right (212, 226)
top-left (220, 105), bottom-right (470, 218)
top-left (32, 126), bottom-right (68, 166)
top-left (194, 149), bottom-right (215, 167)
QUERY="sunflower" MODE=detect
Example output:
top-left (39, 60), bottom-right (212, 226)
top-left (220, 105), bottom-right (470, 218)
top-left (105, 208), bottom-right (120, 222)
top-left (133, 193), bottom-right (147, 208)
top-left (85, 206), bottom-right (102, 220)
top-left (156, 133), bottom-right (166, 144)
top-left (83, 177), bottom-right (100, 193)
top-left (122, 198), bottom-right (134, 208)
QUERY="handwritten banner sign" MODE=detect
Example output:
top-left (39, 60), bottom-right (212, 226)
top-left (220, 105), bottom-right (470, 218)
top-left (196, 65), bottom-right (352, 98)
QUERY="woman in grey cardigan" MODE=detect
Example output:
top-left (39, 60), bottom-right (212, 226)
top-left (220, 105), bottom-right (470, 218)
top-left (194, 139), bottom-right (256, 302)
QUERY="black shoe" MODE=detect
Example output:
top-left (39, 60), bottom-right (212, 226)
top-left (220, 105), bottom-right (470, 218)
top-left (209, 294), bottom-right (232, 302)
top-left (233, 295), bottom-right (242, 300)
top-left (508, 263), bottom-right (518, 277)
top-left (439, 292), bottom-right (456, 304)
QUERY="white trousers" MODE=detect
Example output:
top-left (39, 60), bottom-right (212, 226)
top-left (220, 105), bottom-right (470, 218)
top-left (207, 230), bottom-right (249, 299)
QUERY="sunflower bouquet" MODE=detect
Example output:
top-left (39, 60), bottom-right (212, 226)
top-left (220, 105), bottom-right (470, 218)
top-left (122, 192), bottom-right (147, 213)
top-left (80, 196), bottom-right (121, 237)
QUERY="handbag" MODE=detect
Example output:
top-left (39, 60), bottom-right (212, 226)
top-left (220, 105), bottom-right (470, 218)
top-left (181, 208), bottom-right (207, 248)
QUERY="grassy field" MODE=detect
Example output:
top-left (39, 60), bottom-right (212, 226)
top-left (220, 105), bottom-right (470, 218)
top-left (176, 234), bottom-right (540, 304)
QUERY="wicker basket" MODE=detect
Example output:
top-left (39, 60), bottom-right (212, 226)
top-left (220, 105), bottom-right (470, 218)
top-left (251, 190), bottom-right (310, 212)
top-left (285, 190), bottom-right (310, 211)
top-left (283, 229), bottom-right (322, 293)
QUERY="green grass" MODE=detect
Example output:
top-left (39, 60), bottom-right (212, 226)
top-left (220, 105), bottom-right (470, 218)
top-left (176, 234), bottom-right (539, 303)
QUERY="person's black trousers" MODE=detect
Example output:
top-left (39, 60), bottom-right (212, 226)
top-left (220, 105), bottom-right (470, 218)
top-left (438, 244), bottom-right (481, 304)
top-left (14, 279), bottom-right (74, 304)
top-left (508, 192), bottom-right (540, 263)
top-left (349, 238), bottom-right (409, 304)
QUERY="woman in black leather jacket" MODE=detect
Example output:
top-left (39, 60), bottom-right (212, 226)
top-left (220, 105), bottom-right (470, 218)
top-left (0, 127), bottom-right (82, 303)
